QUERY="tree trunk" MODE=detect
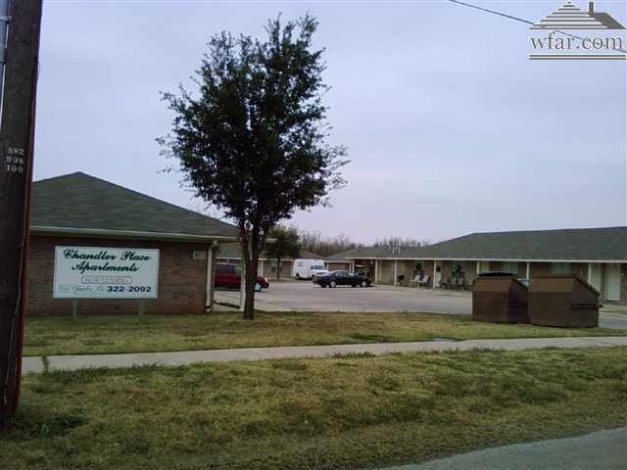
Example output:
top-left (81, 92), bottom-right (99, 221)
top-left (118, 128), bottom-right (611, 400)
top-left (276, 256), bottom-right (281, 280)
top-left (243, 267), bottom-right (256, 320)
top-left (241, 229), bottom-right (262, 321)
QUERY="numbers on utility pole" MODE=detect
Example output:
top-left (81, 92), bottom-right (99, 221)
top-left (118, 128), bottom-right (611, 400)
top-left (4, 146), bottom-right (25, 173)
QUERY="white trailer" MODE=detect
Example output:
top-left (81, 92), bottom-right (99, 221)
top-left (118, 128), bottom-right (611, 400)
top-left (292, 259), bottom-right (328, 280)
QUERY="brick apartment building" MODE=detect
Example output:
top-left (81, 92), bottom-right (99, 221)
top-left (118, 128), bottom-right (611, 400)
top-left (28, 172), bottom-right (239, 315)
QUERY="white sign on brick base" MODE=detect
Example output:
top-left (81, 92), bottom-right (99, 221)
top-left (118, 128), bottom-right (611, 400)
top-left (53, 246), bottom-right (159, 299)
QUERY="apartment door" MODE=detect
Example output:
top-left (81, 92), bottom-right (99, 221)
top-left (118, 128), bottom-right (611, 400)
top-left (604, 264), bottom-right (621, 301)
top-left (588, 263), bottom-right (603, 293)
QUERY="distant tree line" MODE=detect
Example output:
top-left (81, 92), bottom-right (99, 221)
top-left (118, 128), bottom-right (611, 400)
top-left (298, 231), bottom-right (363, 257)
top-left (373, 236), bottom-right (430, 249)
top-left (264, 229), bottom-right (430, 258)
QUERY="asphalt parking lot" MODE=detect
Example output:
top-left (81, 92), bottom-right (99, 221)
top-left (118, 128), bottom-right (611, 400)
top-left (216, 282), bottom-right (470, 313)
top-left (215, 281), bottom-right (627, 330)
top-left (260, 282), bottom-right (470, 313)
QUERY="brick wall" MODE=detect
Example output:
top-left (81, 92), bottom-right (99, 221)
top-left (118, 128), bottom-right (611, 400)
top-left (462, 261), bottom-right (479, 283)
top-left (27, 235), bottom-right (211, 315)
top-left (379, 260), bottom-right (395, 284)
top-left (327, 262), bottom-right (350, 271)
top-left (263, 259), bottom-right (292, 279)
top-left (400, 260), bottom-right (417, 280)
top-left (376, 260), bottom-right (417, 284)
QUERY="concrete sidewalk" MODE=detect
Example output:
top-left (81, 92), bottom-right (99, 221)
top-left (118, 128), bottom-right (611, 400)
top-left (381, 427), bottom-right (627, 470)
top-left (22, 336), bottom-right (627, 374)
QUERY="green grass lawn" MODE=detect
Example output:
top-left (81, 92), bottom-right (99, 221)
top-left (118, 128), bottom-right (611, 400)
top-left (3, 347), bottom-right (626, 470)
top-left (24, 312), bottom-right (626, 356)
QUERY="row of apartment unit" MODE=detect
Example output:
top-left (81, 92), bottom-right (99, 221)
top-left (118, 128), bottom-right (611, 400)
top-left (326, 227), bottom-right (627, 303)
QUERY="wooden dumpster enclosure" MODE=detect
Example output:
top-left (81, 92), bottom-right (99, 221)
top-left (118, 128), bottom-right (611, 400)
top-left (528, 275), bottom-right (600, 328)
top-left (472, 275), bottom-right (529, 324)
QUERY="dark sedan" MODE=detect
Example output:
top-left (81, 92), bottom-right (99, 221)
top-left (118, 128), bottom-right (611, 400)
top-left (313, 270), bottom-right (372, 288)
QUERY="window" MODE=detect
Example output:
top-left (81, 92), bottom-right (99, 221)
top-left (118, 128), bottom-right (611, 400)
top-left (550, 263), bottom-right (571, 274)
top-left (478, 262), bottom-right (490, 274)
top-left (501, 262), bottom-right (519, 274)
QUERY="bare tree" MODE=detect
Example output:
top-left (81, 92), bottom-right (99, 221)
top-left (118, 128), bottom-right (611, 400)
top-left (298, 230), bottom-right (363, 257)
top-left (374, 236), bottom-right (430, 249)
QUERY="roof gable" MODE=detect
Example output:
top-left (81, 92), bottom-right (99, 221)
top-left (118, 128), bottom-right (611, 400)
top-left (326, 246), bottom-right (395, 260)
top-left (298, 250), bottom-right (324, 259)
top-left (31, 172), bottom-right (238, 239)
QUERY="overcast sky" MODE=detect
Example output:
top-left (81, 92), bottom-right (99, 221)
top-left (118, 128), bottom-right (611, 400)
top-left (34, 0), bottom-right (626, 244)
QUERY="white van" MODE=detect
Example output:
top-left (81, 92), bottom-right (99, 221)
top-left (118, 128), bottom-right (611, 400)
top-left (292, 259), bottom-right (329, 280)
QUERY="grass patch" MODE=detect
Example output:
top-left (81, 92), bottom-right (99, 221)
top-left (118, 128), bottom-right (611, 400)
top-left (24, 311), bottom-right (626, 356)
top-left (3, 347), bottom-right (626, 470)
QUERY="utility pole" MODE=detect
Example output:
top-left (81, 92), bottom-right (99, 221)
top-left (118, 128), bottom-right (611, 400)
top-left (0, 0), bottom-right (9, 84)
top-left (0, 0), bottom-right (43, 426)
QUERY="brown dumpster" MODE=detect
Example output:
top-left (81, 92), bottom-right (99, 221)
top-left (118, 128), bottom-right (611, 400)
top-left (528, 275), bottom-right (600, 328)
top-left (472, 275), bottom-right (529, 323)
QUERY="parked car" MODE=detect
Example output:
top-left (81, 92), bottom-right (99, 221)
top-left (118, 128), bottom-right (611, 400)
top-left (313, 270), bottom-right (372, 288)
top-left (292, 258), bottom-right (329, 280)
top-left (214, 263), bottom-right (269, 292)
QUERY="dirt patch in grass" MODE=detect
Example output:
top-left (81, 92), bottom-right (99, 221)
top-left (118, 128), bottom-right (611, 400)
top-left (24, 311), bottom-right (626, 356)
top-left (3, 347), bottom-right (626, 470)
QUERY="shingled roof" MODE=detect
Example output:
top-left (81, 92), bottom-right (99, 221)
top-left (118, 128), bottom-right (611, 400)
top-left (31, 172), bottom-right (238, 241)
top-left (334, 228), bottom-right (627, 262)
top-left (397, 227), bottom-right (627, 261)
top-left (326, 246), bottom-right (388, 261)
